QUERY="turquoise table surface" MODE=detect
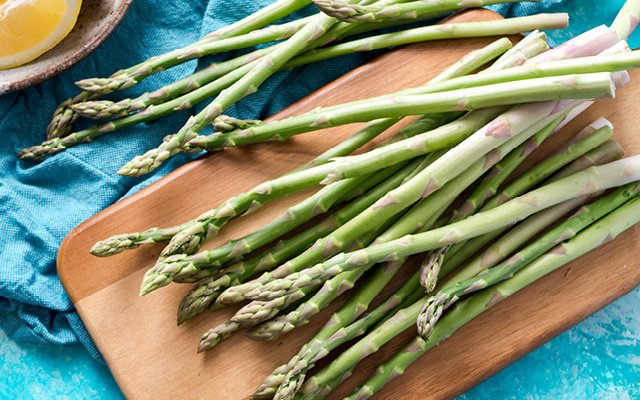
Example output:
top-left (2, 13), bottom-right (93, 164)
top-left (3, 1), bottom-right (640, 399)
top-left (2, 289), bottom-right (638, 399)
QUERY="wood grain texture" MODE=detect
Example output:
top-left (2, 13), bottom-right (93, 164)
top-left (58, 9), bottom-right (640, 400)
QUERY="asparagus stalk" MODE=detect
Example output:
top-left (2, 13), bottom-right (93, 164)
top-left (248, 155), bottom-right (640, 299)
top-left (417, 181), bottom-right (640, 339)
top-left (177, 156), bottom-right (433, 324)
top-left (116, 14), bottom-right (566, 176)
top-left (314, 0), bottom-right (539, 23)
top-left (441, 119), bottom-right (617, 272)
top-left (241, 98), bottom-right (591, 301)
top-left (527, 25), bottom-right (620, 64)
top-left (76, 14), bottom-right (315, 94)
top-left (139, 164), bottom-right (404, 295)
top-left (198, 208), bottom-right (404, 352)
top-left (252, 107), bottom-right (578, 396)
top-left (257, 118), bottom-right (566, 396)
top-left (90, 115), bottom-right (394, 258)
top-left (185, 71), bottom-right (614, 158)
top-left (612, 0), bottom-right (640, 40)
top-left (284, 14), bottom-right (568, 69)
top-left (483, 30), bottom-right (547, 73)
top-left (347, 197), bottom-right (640, 400)
top-left (109, 39), bottom-right (506, 259)
top-left (292, 50), bottom-right (640, 143)
top-left (216, 150), bottom-right (445, 305)
top-left (71, 46), bottom-right (281, 119)
top-left (46, 0), bottom-right (311, 136)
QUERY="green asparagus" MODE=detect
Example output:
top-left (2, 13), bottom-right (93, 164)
top-left (248, 155), bottom-right (640, 299)
top-left (314, 0), bottom-right (539, 23)
top-left (346, 197), bottom-right (640, 400)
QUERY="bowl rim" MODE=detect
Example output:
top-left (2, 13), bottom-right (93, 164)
top-left (2, 0), bottom-right (135, 94)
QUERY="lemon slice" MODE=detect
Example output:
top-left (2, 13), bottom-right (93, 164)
top-left (0, 0), bottom-right (82, 69)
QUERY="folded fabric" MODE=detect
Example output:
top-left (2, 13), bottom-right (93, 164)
top-left (0, 0), bottom-right (635, 362)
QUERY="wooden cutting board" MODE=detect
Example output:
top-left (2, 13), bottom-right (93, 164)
top-left (58, 9), bottom-right (640, 400)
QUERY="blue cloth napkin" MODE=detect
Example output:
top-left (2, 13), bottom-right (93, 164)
top-left (0, 0), bottom-right (637, 362)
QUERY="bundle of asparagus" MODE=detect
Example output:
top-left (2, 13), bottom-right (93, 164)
top-left (80, 0), bottom-right (640, 398)
top-left (18, 0), bottom-right (567, 174)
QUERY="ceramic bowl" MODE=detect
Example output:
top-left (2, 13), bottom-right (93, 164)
top-left (0, 0), bottom-right (134, 94)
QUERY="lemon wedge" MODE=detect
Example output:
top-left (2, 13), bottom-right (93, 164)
top-left (0, 0), bottom-right (82, 69)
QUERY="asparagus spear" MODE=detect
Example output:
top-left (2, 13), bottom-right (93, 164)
top-left (99, 39), bottom-right (507, 260)
top-left (177, 156), bottom-right (432, 324)
top-left (527, 25), bottom-right (620, 64)
top-left (89, 115), bottom-right (396, 258)
top-left (70, 46), bottom-right (281, 119)
top-left (483, 30), bottom-right (547, 72)
top-left (284, 13), bottom-right (568, 69)
top-left (45, 0), bottom-right (311, 136)
top-left (198, 208), bottom-right (404, 352)
top-left (240, 98), bottom-right (591, 301)
top-left (76, 15), bottom-right (315, 94)
top-left (421, 119), bottom-right (614, 287)
top-left (184, 72), bottom-right (613, 162)
top-left (612, 0), bottom-right (640, 40)
top-left (441, 119), bottom-right (617, 274)
top-left (314, 0), bottom-right (539, 23)
top-left (251, 97), bottom-right (584, 396)
top-left (346, 197), bottom-right (640, 400)
top-left (247, 155), bottom-right (640, 299)
top-left (277, 142), bottom-right (618, 398)
top-left (256, 121), bottom-right (569, 395)
top-left (139, 163), bottom-right (407, 295)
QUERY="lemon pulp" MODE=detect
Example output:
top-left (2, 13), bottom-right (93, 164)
top-left (0, 0), bottom-right (82, 69)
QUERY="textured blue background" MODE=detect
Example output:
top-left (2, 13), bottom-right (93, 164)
top-left (1, 0), bottom-right (640, 398)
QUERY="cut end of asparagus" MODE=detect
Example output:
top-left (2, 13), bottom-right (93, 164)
top-left (612, 70), bottom-right (632, 89)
